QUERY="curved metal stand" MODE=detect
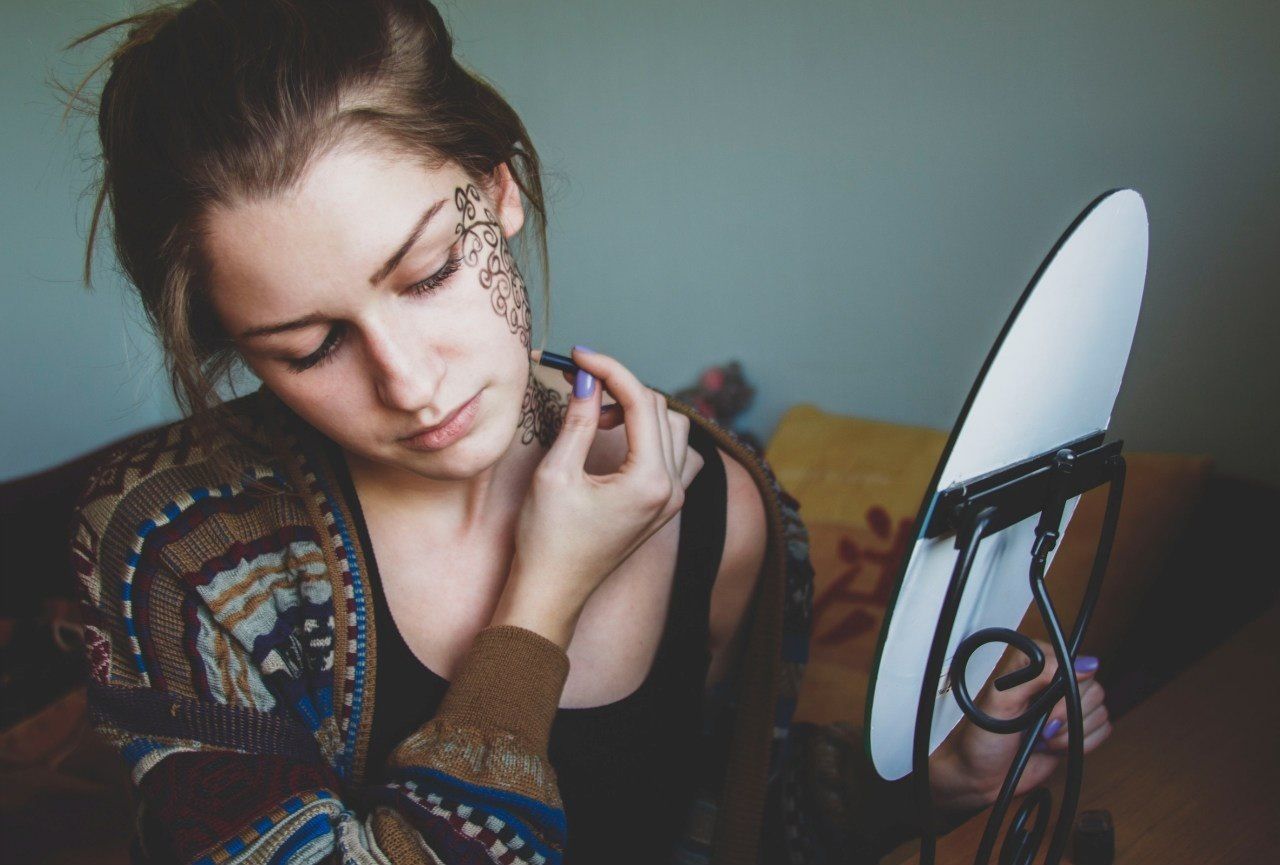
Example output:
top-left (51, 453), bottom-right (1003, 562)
top-left (913, 437), bottom-right (1126, 865)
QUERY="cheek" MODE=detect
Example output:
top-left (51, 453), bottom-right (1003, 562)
top-left (449, 297), bottom-right (532, 397)
top-left (452, 195), bottom-right (534, 352)
top-left (239, 348), bottom-right (371, 440)
top-left (436, 265), bottom-right (533, 370)
top-left (248, 358), bottom-right (375, 441)
top-left (470, 261), bottom-right (532, 349)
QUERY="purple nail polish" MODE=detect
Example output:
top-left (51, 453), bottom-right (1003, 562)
top-left (573, 344), bottom-right (596, 354)
top-left (1032, 740), bottom-right (1050, 754)
top-left (1074, 655), bottom-right (1100, 673)
top-left (1041, 719), bottom-right (1063, 741)
top-left (574, 368), bottom-right (596, 399)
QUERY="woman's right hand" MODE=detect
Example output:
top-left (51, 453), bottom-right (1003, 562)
top-left (489, 346), bottom-right (699, 648)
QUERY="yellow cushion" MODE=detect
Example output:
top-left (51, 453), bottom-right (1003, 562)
top-left (765, 403), bottom-right (1212, 727)
top-left (765, 405), bottom-right (945, 726)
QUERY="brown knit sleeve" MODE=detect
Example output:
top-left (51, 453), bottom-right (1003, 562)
top-left (387, 624), bottom-right (570, 788)
top-left (435, 625), bottom-right (569, 746)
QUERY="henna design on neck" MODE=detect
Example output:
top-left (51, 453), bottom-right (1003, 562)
top-left (518, 366), bottom-right (565, 448)
top-left (453, 184), bottom-right (533, 350)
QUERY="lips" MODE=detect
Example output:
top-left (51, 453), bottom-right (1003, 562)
top-left (397, 391), bottom-right (482, 451)
top-left (400, 395), bottom-right (474, 440)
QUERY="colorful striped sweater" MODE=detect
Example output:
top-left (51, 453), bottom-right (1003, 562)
top-left (70, 385), bottom-right (817, 865)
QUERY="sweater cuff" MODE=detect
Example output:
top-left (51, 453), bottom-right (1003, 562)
top-left (434, 625), bottom-right (571, 748)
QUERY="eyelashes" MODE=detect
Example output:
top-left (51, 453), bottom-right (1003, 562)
top-left (286, 324), bottom-right (345, 373)
top-left (407, 251), bottom-right (462, 297)
top-left (284, 252), bottom-right (463, 374)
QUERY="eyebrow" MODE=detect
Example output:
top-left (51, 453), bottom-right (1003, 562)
top-left (368, 197), bottom-right (449, 286)
top-left (235, 196), bottom-right (450, 340)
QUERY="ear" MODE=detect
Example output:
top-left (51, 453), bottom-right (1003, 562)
top-left (490, 162), bottom-right (525, 240)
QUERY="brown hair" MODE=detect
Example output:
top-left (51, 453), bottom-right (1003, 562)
top-left (61, 0), bottom-right (551, 465)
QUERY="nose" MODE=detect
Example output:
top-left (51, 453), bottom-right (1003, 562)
top-left (364, 320), bottom-right (440, 414)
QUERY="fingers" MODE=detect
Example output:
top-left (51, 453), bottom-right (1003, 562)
top-left (1080, 718), bottom-right (1113, 753)
top-left (559, 367), bottom-right (624, 428)
top-left (1035, 715), bottom-right (1113, 756)
top-left (650, 392), bottom-right (688, 522)
top-left (1037, 679), bottom-right (1110, 754)
top-left (980, 643), bottom-right (1104, 735)
top-left (656, 400), bottom-right (698, 509)
top-left (993, 642), bottom-right (1097, 696)
top-left (992, 640), bottom-right (1057, 696)
top-left (988, 642), bottom-right (1111, 755)
top-left (564, 347), bottom-right (665, 477)
top-left (539, 349), bottom-right (691, 492)
top-left (654, 391), bottom-right (677, 483)
top-left (670, 410), bottom-right (691, 482)
top-left (680, 448), bottom-right (705, 488)
top-left (984, 644), bottom-right (1058, 715)
top-left (598, 403), bottom-right (623, 430)
top-left (1070, 677), bottom-right (1106, 717)
top-left (540, 347), bottom-right (602, 472)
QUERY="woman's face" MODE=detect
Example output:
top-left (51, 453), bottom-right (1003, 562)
top-left (203, 142), bottom-right (535, 481)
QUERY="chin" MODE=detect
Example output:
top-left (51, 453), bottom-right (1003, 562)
top-left (404, 443), bottom-right (493, 479)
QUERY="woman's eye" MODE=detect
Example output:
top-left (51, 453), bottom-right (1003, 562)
top-left (286, 325), bottom-right (345, 373)
top-left (281, 252), bottom-right (461, 374)
top-left (408, 252), bottom-right (462, 296)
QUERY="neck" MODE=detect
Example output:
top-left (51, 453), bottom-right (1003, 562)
top-left (343, 433), bottom-right (542, 540)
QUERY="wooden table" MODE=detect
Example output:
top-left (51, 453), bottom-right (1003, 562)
top-left (888, 602), bottom-right (1280, 864)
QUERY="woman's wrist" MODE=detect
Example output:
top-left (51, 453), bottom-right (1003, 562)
top-left (489, 576), bottom-right (582, 651)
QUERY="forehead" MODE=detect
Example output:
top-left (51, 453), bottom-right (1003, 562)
top-left (201, 142), bottom-right (475, 300)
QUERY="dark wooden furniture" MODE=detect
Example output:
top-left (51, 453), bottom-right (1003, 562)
top-left (891, 602), bottom-right (1280, 865)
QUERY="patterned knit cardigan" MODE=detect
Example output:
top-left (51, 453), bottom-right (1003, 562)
top-left (70, 385), bottom-right (815, 865)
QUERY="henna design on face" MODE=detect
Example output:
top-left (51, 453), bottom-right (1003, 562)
top-left (518, 366), bottom-right (565, 447)
top-left (453, 184), bottom-right (533, 350)
top-left (449, 183), bottom-right (550, 445)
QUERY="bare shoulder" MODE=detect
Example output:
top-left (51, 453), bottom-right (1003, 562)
top-left (706, 445), bottom-right (768, 689)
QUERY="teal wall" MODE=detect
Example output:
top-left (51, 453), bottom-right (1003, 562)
top-left (2, 0), bottom-right (171, 476)
top-left (5, 1), bottom-right (1278, 484)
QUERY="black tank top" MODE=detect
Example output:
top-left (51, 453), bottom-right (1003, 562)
top-left (340, 422), bottom-right (729, 864)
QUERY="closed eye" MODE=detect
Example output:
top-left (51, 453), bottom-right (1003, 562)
top-left (407, 251), bottom-right (462, 297)
top-left (284, 251), bottom-right (465, 374)
top-left (285, 325), bottom-right (344, 373)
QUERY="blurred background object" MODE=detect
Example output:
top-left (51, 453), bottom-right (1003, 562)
top-left (674, 359), bottom-right (764, 452)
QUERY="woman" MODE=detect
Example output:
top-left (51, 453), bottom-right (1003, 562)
top-left (65, 2), bottom-right (1111, 863)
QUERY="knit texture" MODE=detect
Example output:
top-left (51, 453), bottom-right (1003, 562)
top-left (70, 384), bottom-right (816, 865)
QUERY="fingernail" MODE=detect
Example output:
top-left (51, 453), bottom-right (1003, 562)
top-left (1074, 655), bottom-right (1100, 673)
top-left (573, 344), bottom-right (596, 355)
top-left (1032, 740), bottom-right (1050, 754)
top-left (574, 368), bottom-right (596, 399)
top-left (1041, 719), bottom-right (1063, 741)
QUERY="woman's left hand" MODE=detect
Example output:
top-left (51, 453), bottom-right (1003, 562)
top-left (928, 641), bottom-right (1113, 815)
